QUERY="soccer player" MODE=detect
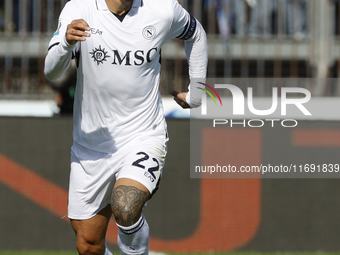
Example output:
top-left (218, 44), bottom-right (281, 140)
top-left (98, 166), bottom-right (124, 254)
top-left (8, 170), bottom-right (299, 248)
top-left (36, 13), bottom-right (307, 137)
top-left (44, 0), bottom-right (207, 254)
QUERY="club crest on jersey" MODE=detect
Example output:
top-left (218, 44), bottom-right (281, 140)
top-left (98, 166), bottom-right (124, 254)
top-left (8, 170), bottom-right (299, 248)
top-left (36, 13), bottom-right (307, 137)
top-left (142, 26), bottom-right (156, 40)
top-left (89, 45), bottom-right (110, 65)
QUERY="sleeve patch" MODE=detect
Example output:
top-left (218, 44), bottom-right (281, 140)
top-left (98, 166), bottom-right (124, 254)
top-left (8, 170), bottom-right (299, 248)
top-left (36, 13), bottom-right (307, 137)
top-left (52, 21), bottom-right (62, 37)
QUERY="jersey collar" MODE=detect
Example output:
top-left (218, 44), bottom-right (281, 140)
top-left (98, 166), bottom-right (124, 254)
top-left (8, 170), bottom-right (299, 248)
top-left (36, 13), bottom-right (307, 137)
top-left (96, 0), bottom-right (143, 11)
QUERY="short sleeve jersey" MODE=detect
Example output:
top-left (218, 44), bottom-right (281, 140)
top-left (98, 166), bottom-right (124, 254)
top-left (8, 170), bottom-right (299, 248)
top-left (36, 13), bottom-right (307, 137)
top-left (48, 0), bottom-right (196, 153)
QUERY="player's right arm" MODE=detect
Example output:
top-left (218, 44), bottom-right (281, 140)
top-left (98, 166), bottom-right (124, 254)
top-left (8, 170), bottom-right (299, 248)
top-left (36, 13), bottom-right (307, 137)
top-left (44, 3), bottom-right (90, 81)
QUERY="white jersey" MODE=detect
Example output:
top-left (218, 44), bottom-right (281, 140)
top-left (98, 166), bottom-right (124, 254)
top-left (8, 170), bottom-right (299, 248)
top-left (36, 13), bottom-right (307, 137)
top-left (45, 0), bottom-right (207, 153)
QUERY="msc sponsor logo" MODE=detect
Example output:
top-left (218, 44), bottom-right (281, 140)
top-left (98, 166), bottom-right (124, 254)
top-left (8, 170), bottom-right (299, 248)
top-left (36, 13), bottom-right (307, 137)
top-left (112, 47), bottom-right (158, 66)
top-left (89, 45), bottom-right (110, 65)
top-left (89, 45), bottom-right (159, 66)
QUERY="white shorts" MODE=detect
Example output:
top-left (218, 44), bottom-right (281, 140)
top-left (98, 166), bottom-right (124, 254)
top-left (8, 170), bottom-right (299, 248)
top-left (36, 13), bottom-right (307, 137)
top-left (68, 136), bottom-right (168, 220)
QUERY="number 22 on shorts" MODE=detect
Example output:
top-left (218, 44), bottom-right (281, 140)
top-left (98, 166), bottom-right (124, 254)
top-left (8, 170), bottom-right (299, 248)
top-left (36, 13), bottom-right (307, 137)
top-left (132, 152), bottom-right (160, 183)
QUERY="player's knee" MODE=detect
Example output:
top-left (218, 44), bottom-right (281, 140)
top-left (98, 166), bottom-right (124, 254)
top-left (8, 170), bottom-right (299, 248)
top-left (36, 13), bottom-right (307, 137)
top-left (76, 237), bottom-right (104, 255)
top-left (111, 185), bottom-right (149, 227)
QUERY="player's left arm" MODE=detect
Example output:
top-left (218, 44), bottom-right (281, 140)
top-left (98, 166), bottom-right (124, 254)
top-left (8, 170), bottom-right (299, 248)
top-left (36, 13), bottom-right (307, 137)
top-left (167, 0), bottom-right (208, 109)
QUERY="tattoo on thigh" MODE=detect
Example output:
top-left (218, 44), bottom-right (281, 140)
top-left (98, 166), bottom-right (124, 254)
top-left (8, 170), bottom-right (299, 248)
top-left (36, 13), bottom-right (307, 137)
top-left (111, 185), bottom-right (149, 226)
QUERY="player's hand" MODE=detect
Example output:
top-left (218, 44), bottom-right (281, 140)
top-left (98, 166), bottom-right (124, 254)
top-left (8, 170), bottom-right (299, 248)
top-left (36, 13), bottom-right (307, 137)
top-left (169, 90), bottom-right (191, 109)
top-left (66, 19), bottom-right (91, 45)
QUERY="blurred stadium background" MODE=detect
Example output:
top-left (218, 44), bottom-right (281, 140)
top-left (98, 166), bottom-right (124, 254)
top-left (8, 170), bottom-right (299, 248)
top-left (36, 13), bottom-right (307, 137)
top-left (1, 0), bottom-right (340, 100)
top-left (1, 0), bottom-right (340, 254)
